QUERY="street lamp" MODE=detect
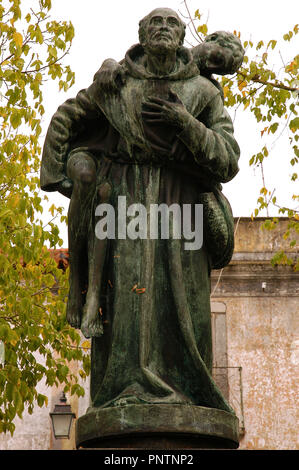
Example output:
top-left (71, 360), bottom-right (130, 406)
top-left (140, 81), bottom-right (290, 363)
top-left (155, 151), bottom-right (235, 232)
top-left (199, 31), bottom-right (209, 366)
top-left (50, 392), bottom-right (76, 439)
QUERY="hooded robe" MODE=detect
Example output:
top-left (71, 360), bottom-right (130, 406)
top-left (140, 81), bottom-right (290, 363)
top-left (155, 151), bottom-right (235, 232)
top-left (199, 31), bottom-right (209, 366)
top-left (40, 45), bottom-right (240, 413)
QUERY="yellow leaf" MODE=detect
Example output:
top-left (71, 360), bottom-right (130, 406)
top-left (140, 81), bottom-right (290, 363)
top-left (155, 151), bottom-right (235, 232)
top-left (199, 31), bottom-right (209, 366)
top-left (223, 86), bottom-right (230, 98)
top-left (261, 127), bottom-right (268, 136)
top-left (10, 194), bottom-right (20, 208)
top-left (49, 204), bottom-right (55, 216)
top-left (81, 340), bottom-right (91, 350)
top-left (13, 32), bottom-right (23, 48)
top-left (286, 62), bottom-right (294, 73)
top-left (244, 101), bottom-right (250, 110)
top-left (238, 81), bottom-right (247, 91)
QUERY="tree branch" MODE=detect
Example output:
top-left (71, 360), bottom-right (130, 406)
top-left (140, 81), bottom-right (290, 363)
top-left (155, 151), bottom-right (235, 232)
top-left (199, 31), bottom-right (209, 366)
top-left (181, 0), bottom-right (203, 43)
top-left (21, 48), bottom-right (71, 74)
top-left (239, 72), bottom-right (299, 92)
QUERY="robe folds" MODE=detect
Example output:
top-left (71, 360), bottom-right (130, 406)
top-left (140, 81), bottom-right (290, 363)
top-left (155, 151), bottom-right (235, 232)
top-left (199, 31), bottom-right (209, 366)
top-left (40, 45), bottom-right (240, 413)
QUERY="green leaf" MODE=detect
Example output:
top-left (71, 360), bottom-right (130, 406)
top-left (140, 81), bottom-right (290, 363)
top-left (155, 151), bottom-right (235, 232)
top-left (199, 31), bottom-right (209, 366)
top-left (269, 122), bottom-right (279, 133)
top-left (290, 117), bottom-right (299, 132)
top-left (10, 110), bottom-right (22, 129)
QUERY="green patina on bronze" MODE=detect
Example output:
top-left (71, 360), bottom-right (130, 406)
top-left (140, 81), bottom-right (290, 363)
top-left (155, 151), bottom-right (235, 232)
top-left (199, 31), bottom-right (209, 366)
top-left (40, 8), bottom-right (244, 447)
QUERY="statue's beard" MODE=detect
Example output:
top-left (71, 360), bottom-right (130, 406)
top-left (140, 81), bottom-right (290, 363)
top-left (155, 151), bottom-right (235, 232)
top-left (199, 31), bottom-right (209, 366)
top-left (144, 38), bottom-right (179, 55)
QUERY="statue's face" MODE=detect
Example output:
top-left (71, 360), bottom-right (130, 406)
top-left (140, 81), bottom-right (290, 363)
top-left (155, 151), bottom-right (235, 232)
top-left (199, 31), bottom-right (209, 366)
top-left (143, 8), bottom-right (184, 53)
top-left (203, 31), bottom-right (244, 74)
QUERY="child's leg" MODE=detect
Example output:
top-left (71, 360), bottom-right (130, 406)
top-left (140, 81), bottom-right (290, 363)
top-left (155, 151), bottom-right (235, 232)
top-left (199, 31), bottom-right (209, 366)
top-left (81, 182), bottom-right (112, 338)
top-left (66, 151), bottom-right (97, 329)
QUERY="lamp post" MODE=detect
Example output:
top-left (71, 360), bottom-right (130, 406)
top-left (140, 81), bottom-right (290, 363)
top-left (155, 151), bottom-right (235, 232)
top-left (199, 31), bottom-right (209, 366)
top-left (50, 392), bottom-right (76, 439)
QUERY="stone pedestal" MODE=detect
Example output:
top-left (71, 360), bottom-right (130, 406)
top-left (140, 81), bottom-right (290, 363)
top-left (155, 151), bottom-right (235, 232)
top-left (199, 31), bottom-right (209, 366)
top-left (76, 404), bottom-right (239, 449)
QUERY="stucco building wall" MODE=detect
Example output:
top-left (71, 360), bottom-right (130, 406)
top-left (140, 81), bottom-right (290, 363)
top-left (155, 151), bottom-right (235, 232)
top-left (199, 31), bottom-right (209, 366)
top-left (211, 217), bottom-right (298, 450)
top-left (0, 378), bottom-right (52, 450)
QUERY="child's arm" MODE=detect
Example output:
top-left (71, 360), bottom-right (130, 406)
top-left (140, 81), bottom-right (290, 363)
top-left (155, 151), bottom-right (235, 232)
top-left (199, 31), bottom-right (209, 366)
top-left (93, 58), bottom-right (126, 92)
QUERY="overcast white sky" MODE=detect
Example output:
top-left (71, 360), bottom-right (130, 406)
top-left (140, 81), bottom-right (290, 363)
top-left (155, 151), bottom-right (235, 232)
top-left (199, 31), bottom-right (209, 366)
top-left (40, 0), bottom-right (298, 245)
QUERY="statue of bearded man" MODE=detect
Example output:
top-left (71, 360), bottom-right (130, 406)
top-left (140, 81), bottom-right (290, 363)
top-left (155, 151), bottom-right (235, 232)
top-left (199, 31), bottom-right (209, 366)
top-left (41, 8), bottom-right (241, 448)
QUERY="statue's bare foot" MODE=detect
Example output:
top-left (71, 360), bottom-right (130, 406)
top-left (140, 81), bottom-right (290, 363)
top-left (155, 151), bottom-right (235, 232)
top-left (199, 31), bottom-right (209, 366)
top-left (66, 282), bottom-right (83, 329)
top-left (81, 297), bottom-right (103, 338)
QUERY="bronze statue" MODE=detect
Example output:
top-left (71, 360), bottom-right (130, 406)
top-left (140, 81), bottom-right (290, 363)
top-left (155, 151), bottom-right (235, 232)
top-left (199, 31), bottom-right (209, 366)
top-left (41, 8), bottom-right (244, 448)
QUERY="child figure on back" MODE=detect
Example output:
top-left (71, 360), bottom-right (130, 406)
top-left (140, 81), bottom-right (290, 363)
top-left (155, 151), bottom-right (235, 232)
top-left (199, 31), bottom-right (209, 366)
top-left (191, 30), bottom-right (244, 99)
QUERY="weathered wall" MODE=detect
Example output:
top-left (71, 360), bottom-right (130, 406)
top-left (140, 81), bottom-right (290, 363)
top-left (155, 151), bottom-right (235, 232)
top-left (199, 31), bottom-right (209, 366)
top-left (211, 217), bottom-right (299, 450)
top-left (225, 297), bottom-right (298, 450)
top-left (0, 376), bottom-right (52, 450)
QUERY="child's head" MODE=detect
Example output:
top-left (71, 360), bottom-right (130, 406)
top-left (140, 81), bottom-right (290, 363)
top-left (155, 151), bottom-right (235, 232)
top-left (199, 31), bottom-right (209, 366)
top-left (192, 31), bottom-right (245, 76)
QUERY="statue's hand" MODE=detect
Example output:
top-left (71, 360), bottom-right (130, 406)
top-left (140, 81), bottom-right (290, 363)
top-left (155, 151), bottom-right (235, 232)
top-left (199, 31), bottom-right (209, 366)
top-left (94, 59), bottom-right (126, 92)
top-left (141, 92), bottom-right (190, 131)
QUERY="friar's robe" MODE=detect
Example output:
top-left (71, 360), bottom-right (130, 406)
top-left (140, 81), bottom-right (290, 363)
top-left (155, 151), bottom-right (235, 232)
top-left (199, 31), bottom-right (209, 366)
top-left (40, 45), bottom-right (240, 412)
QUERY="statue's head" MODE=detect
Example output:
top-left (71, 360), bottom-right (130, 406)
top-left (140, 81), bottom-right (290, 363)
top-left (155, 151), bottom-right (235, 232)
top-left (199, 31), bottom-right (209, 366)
top-left (193, 31), bottom-right (245, 75)
top-left (139, 8), bottom-right (186, 54)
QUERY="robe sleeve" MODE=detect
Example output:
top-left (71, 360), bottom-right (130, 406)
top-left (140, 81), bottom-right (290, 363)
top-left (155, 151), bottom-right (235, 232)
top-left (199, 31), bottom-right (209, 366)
top-left (177, 93), bottom-right (240, 183)
top-left (40, 86), bottom-right (102, 196)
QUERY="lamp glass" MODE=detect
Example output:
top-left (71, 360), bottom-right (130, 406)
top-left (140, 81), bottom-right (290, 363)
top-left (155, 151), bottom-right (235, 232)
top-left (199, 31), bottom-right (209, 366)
top-left (51, 413), bottom-right (73, 438)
